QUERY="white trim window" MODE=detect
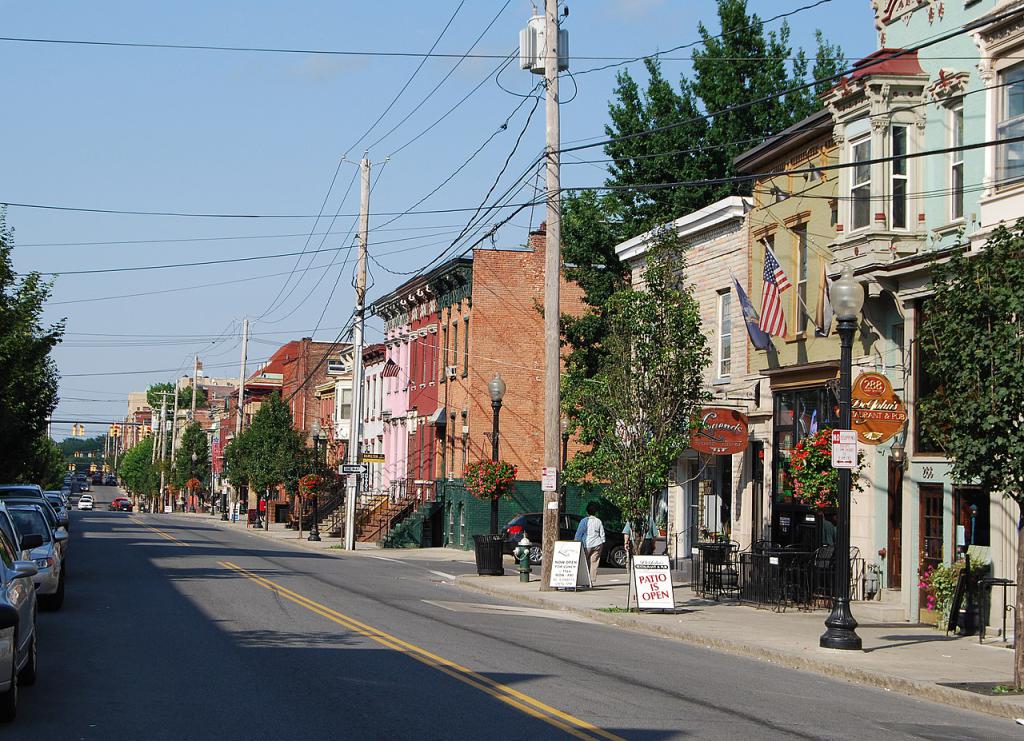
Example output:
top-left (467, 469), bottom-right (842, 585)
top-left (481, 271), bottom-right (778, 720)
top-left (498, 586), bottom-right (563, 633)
top-left (950, 103), bottom-right (964, 221)
top-left (850, 137), bottom-right (871, 230)
top-left (717, 289), bottom-right (732, 379)
top-left (891, 125), bottom-right (908, 230)
top-left (795, 225), bottom-right (809, 333)
top-left (998, 62), bottom-right (1024, 184)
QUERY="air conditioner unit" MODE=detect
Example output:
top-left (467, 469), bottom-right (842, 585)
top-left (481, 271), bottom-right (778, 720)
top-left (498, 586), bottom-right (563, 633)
top-left (445, 365), bottom-right (458, 380)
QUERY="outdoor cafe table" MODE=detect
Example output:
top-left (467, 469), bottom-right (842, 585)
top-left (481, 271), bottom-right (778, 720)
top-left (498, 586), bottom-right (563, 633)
top-left (738, 548), bottom-right (815, 611)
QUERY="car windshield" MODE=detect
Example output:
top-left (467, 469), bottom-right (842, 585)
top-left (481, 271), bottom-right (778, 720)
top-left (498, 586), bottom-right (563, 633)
top-left (0, 486), bottom-right (40, 498)
top-left (45, 495), bottom-right (63, 506)
top-left (9, 509), bottom-right (51, 544)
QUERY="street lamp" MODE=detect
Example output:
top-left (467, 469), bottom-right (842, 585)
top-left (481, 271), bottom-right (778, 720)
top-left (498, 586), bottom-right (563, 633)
top-left (821, 265), bottom-right (864, 651)
top-left (488, 374), bottom-right (506, 534)
top-left (560, 414), bottom-right (570, 511)
top-left (309, 420), bottom-right (325, 542)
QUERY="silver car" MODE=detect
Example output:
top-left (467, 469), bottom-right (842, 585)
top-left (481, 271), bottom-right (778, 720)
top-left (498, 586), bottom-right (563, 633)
top-left (0, 501), bottom-right (40, 722)
top-left (7, 505), bottom-right (65, 611)
top-left (42, 492), bottom-right (70, 532)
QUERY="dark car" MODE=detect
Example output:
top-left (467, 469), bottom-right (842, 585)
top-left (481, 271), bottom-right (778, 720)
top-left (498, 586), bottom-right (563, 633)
top-left (90, 473), bottom-right (102, 486)
top-left (103, 475), bottom-right (117, 487)
top-left (501, 512), bottom-right (628, 568)
top-left (109, 497), bottom-right (133, 512)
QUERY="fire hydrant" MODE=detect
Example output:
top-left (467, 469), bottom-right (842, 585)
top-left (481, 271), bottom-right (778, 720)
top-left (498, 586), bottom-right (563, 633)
top-left (515, 535), bottom-right (532, 583)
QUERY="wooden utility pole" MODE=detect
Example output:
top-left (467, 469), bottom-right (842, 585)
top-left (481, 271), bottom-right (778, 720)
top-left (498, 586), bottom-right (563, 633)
top-left (539, 0), bottom-right (562, 590)
top-left (191, 354), bottom-right (200, 419)
top-left (235, 319), bottom-right (249, 437)
top-left (344, 155), bottom-right (370, 551)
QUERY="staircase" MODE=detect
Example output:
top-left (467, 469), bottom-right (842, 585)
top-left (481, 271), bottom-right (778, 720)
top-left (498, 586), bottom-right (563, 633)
top-left (308, 480), bottom-right (438, 544)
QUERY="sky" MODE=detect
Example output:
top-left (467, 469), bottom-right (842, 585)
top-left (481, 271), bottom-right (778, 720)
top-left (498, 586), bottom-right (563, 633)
top-left (0, 0), bottom-right (876, 439)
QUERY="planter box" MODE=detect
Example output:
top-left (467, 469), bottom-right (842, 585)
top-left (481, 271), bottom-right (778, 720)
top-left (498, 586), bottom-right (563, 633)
top-left (919, 608), bottom-right (938, 625)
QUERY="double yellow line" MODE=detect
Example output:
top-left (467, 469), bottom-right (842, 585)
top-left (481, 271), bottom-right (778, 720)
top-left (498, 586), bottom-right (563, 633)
top-left (130, 517), bottom-right (187, 546)
top-left (219, 560), bottom-right (624, 741)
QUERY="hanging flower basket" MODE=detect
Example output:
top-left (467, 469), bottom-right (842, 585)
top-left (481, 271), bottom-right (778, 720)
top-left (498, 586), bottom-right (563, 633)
top-left (786, 428), bottom-right (863, 510)
top-left (186, 477), bottom-right (202, 493)
top-left (299, 473), bottom-right (325, 499)
top-left (464, 459), bottom-right (518, 501)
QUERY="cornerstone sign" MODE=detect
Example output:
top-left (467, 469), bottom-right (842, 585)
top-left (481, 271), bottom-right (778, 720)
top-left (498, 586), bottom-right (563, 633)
top-left (851, 372), bottom-right (908, 445)
top-left (690, 407), bottom-right (749, 455)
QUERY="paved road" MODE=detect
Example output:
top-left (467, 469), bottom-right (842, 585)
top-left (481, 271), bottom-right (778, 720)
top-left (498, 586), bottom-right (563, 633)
top-left (17, 487), bottom-right (1022, 740)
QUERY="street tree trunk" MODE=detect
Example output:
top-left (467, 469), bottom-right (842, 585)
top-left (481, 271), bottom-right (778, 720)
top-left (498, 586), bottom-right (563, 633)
top-left (265, 487), bottom-right (270, 531)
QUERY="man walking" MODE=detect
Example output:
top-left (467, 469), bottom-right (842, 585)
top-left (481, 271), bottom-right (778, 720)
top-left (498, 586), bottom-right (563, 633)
top-left (574, 502), bottom-right (606, 587)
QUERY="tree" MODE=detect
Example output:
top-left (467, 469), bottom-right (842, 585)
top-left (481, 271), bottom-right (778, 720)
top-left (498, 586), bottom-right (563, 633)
top-left (563, 239), bottom-right (710, 589)
top-left (23, 437), bottom-right (66, 490)
top-left (173, 423), bottom-right (210, 492)
top-left (147, 382), bottom-right (207, 412)
top-left (225, 393), bottom-right (304, 529)
top-left (0, 208), bottom-right (64, 482)
top-left (918, 222), bottom-right (1024, 686)
top-left (120, 437), bottom-right (161, 507)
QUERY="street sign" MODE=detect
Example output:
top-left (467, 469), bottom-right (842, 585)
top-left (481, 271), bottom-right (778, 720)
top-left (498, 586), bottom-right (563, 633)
top-left (831, 429), bottom-right (858, 469)
top-left (360, 453), bottom-right (385, 464)
top-left (541, 466), bottom-right (558, 492)
top-left (341, 464), bottom-right (367, 475)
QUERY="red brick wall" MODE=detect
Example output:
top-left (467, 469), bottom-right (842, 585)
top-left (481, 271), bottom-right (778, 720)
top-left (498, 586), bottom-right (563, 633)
top-left (440, 228), bottom-right (585, 481)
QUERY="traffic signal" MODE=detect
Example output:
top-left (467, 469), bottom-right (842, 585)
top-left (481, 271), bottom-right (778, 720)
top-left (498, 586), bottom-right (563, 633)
top-left (89, 464), bottom-right (97, 473)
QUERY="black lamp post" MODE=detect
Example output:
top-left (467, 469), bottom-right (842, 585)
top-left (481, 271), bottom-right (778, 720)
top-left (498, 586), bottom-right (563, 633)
top-left (820, 265), bottom-right (864, 651)
top-left (488, 374), bottom-right (506, 535)
top-left (309, 420), bottom-right (324, 542)
top-left (560, 414), bottom-right (570, 511)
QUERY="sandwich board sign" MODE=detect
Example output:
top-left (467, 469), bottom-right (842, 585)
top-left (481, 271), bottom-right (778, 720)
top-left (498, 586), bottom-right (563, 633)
top-left (549, 540), bottom-right (591, 590)
top-left (631, 555), bottom-right (675, 610)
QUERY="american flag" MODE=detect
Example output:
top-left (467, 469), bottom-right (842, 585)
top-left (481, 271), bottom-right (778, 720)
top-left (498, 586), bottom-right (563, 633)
top-left (759, 244), bottom-right (791, 337)
top-left (381, 357), bottom-right (401, 378)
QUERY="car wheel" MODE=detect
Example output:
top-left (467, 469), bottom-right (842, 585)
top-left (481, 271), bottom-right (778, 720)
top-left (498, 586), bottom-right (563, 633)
top-left (17, 631), bottom-right (36, 686)
top-left (606, 545), bottom-right (629, 569)
top-left (0, 637), bottom-right (17, 722)
top-left (528, 545), bottom-right (543, 566)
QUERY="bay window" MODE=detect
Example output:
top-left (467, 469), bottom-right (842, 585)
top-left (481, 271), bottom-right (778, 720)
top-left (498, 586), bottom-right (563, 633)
top-left (998, 62), bottom-right (1024, 183)
top-left (851, 138), bottom-right (871, 230)
top-left (891, 126), bottom-right (908, 230)
top-left (950, 103), bottom-right (964, 220)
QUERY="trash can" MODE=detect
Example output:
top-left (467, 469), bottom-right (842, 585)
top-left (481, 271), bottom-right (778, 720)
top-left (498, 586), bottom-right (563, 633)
top-left (473, 534), bottom-right (505, 576)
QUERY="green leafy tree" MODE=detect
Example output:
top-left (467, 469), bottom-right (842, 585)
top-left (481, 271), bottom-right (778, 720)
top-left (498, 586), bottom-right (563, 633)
top-left (23, 437), bottom-right (66, 490)
top-left (918, 222), bottom-right (1024, 685)
top-left (0, 209), bottom-right (64, 481)
top-left (225, 393), bottom-right (304, 529)
top-left (120, 437), bottom-right (160, 507)
top-left (563, 240), bottom-right (710, 585)
top-left (173, 422), bottom-right (211, 492)
top-left (146, 382), bottom-right (207, 412)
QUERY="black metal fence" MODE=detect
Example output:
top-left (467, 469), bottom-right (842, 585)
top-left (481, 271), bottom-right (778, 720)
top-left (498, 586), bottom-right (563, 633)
top-left (690, 541), bottom-right (866, 611)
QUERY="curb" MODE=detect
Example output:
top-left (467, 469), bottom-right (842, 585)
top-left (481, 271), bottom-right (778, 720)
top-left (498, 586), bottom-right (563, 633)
top-left (454, 575), bottom-right (1024, 721)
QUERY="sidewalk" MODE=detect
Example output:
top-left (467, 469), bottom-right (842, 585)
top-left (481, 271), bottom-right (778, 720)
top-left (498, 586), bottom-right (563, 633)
top-left (457, 569), bottom-right (1024, 721)
top-left (176, 513), bottom-right (1023, 719)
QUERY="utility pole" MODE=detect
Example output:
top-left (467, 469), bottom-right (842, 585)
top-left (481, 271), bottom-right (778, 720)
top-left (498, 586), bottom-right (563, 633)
top-left (236, 319), bottom-right (249, 437)
top-left (170, 384), bottom-right (180, 467)
top-left (344, 155), bottom-right (370, 551)
top-left (539, 0), bottom-right (562, 590)
top-left (157, 394), bottom-right (168, 509)
top-left (191, 354), bottom-right (200, 419)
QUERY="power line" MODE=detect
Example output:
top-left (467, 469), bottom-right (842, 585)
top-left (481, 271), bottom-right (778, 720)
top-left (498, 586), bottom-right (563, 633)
top-left (346, 0), bottom-right (467, 155)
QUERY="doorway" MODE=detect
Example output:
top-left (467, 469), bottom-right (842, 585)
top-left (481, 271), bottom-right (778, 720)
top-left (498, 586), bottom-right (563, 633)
top-left (887, 459), bottom-right (903, 589)
top-left (919, 484), bottom-right (943, 605)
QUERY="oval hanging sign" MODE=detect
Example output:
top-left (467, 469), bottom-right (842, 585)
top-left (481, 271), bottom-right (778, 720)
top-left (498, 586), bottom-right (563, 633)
top-left (690, 407), bottom-right (749, 455)
top-left (851, 372), bottom-right (908, 445)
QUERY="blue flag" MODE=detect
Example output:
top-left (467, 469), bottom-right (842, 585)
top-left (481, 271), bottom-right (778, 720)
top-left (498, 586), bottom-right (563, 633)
top-left (733, 276), bottom-right (772, 351)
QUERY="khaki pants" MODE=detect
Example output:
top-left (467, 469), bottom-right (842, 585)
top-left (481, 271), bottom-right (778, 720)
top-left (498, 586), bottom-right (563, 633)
top-left (585, 544), bottom-right (603, 586)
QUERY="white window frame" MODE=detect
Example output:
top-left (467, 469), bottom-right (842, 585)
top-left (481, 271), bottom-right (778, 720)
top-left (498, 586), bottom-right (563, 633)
top-left (998, 62), bottom-right (1024, 185)
top-left (850, 136), bottom-right (872, 231)
top-left (950, 103), bottom-right (964, 221)
top-left (717, 289), bottom-right (732, 379)
top-left (890, 125), bottom-right (909, 231)
top-left (795, 225), bottom-right (809, 335)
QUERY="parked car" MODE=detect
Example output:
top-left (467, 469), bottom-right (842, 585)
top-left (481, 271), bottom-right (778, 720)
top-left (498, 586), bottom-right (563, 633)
top-left (7, 505), bottom-right (65, 611)
top-left (0, 486), bottom-right (44, 502)
top-left (0, 501), bottom-right (40, 722)
top-left (42, 492), bottom-right (70, 532)
top-left (501, 512), bottom-right (628, 568)
top-left (108, 497), bottom-right (133, 512)
top-left (76, 495), bottom-right (93, 511)
top-left (0, 498), bottom-right (67, 568)
top-left (103, 475), bottom-right (117, 487)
